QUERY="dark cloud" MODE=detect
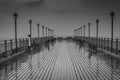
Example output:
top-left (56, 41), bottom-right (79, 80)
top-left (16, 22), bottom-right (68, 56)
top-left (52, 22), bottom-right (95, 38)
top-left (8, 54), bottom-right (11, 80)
top-left (25, 0), bottom-right (44, 8)
top-left (82, 0), bottom-right (120, 6)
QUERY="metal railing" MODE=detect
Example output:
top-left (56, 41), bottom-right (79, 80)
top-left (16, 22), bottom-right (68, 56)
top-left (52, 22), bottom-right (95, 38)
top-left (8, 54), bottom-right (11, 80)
top-left (0, 36), bottom-right (54, 60)
top-left (0, 38), bottom-right (29, 59)
top-left (75, 36), bottom-right (120, 55)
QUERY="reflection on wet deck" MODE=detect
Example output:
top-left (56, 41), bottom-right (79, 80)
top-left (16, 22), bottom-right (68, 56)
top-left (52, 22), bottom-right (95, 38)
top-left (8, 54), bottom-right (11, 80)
top-left (0, 40), bottom-right (120, 80)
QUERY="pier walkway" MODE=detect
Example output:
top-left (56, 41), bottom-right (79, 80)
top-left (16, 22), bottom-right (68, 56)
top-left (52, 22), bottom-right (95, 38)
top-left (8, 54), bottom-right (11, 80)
top-left (0, 41), bottom-right (120, 80)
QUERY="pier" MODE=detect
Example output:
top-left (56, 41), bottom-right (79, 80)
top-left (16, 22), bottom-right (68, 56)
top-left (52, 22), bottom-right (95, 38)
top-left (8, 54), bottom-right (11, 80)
top-left (0, 11), bottom-right (120, 80)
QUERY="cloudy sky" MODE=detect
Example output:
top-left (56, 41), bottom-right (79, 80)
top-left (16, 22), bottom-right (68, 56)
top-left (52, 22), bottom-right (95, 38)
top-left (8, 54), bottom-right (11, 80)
top-left (0, 0), bottom-right (120, 40)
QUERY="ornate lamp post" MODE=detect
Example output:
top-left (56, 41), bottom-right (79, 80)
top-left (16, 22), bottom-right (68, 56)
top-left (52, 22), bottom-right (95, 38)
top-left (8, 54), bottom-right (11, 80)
top-left (29, 20), bottom-right (32, 46)
top-left (50, 29), bottom-right (52, 37)
top-left (88, 22), bottom-right (91, 38)
top-left (80, 27), bottom-right (82, 37)
top-left (83, 25), bottom-right (85, 40)
top-left (51, 30), bottom-right (53, 36)
top-left (96, 19), bottom-right (99, 46)
top-left (74, 29), bottom-right (75, 37)
top-left (42, 26), bottom-right (44, 37)
top-left (77, 28), bottom-right (79, 37)
top-left (96, 19), bottom-right (99, 39)
top-left (48, 28), bottom-right (49, 37)
top-left (45, 27), bottom-right (47, 37)
top-left (13, 12), bottom-right (18, 53)
top-left (76, 28), bottom-right (78, 37)
top-left (110, 11), bottom-right (115, 52)
top-left (78, 28), bottom-right (80, 36)
top-left (53, 30), bottom-right (54, 37)
top-left (75, 29), bottom-right (77, 37)
top-left (37, 23), bottom-right (40, 38)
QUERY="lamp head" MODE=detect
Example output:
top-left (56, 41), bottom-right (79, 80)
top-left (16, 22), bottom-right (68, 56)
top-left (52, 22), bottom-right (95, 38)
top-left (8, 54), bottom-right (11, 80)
top-left (88, 22), bottom-right (91, 26)
top-left (29, 20), bottom-right (32, 24)
top-left (42, 26), bottom-right (44, 28)
top-left (13, 12), bottom-right (18, 19)
top-left (37, 23), bottom-right (39, 27)
top-left (96, 19), bottom-right (99, 23)
top-left (110, 11), bottom-right (115, 17)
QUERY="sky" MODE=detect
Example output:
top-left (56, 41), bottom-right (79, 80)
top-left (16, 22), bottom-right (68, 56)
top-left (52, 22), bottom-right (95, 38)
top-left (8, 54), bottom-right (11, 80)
top-left (0, 0), bottom-right (120, 40)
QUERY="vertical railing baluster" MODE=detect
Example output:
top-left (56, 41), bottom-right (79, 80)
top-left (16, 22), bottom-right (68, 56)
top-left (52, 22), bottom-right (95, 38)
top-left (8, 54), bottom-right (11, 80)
top-left (101, 38), bottom-right (102, 49)
top-left (10, 39), bottom-right (13, 55)
top-left (107, 38), bottom-right (109, 51)
top-left (4, 40), bottom-right (7, 57)
top-left (116, 38), bottom-right (118, 55)
top-left (104, 38), bottom-right (106, 50)
top-left (20, 39), bottom-right (21, 49)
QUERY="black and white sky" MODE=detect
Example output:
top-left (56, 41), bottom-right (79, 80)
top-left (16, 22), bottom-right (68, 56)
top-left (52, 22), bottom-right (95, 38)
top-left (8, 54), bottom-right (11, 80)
top-left (0, 0), bottom-right (120, 40)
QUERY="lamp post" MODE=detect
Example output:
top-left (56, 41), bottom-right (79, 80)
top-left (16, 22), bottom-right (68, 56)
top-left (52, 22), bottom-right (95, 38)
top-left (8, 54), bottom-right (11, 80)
top-left (77, 29), bottom-right (79, 36)
top-left (48, 28), bottom-right (49, 37)
top-left (75, 29), bottom-right (76, 37)
top-left (74, 30), bottom-right (75, 37)
top-left (74, 29), bottom-right (76, 37)
top-left (83, 25), bottom-right (85, 40)
top-left (53, 30), bottom-right (54, 37)
top-left (51, 29), bottom-right (52, 37)
top-left (110, 11), bottom-right (115, 52)
top-left (29, 20), bottom-right (32, 46)
top-left (96, 19), bottom-right (99, 80)
top-left (80, 27), bottom-right (82, 37)
top-left (42, 26), bottom-right (44, 37)
top-left (45, 27), bottom-right (47, 37)
top-left (50, 29), bottom-right (52, 37)
top-left (49, 29), bottom-right (50, 37)
top-left (88, 22), bottom-right (91, 38)
top-left (96, 19), bottom-right (99, 46)
top-left (78, 28), bottom-right (80, 37)
top-left (76, 29), bottom-right (77, 37)
top-left (96, 19), bottom-right (99, 39)
top-left (37, 23), bottom-right (40, 38)
top-left (51, 29), bottom-right (53, 37)
top-left (13, 12), bottom-right (18, 53)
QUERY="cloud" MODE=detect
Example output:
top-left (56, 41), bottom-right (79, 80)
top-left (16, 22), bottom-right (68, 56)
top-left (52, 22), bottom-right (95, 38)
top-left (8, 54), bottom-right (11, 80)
top-left (25, 0), bottom-right (44, 8)
top-left (81, 0), bottom-right (120, 6)
top-left (42, 0), bottom-right (83, 14)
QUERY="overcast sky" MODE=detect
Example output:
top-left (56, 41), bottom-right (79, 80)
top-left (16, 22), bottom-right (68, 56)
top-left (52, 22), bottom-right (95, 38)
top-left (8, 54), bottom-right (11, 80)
top-left (0, 0), bottom-right (120, 40)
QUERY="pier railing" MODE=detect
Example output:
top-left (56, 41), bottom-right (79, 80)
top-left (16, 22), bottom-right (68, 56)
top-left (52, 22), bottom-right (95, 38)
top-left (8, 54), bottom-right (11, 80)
top-left (0, 38), bottom-right (28, 58)
top-left (75, 36), bottom-right (120, 56)
top-left (0, 36), bottom-right (54, 60)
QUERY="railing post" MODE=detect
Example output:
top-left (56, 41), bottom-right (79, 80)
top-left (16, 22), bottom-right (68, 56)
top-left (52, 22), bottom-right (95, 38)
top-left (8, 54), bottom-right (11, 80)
top-left (19, 39), bottom-right (21, 49)
top-left (21, 38), bottom-right (23, 48)
top-left (23, 38), bottom-right (24, 48)
top-left (100, 38), bottom-right (101, 49)
top-left (116, 38), bottom-right (118, 55)
top-left (27, 38), bottom-right (29, 47)
top-left (107, 38), bottom-right (109, 51)
top-left (3, 40), bottom-right (8, 57)
top-left (24, 38), bottom-right (26, 48)
top-left (10, 39), bottom-right (13, 52)
top-left (99, 38), bottom-right (100, 48)
top-left (104, 38), bottom-right (106, 50)
top-left (83, 25), bottom-right (85, 41)
top-left (5, 40), bottom-right (7, 53)
top-left (101, 38), bottom-right (103, 49)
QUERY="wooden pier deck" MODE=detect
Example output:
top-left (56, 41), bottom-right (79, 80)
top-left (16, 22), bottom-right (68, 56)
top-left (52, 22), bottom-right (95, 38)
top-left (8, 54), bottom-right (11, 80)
top-left (1, 41), bottom-right (120, 80)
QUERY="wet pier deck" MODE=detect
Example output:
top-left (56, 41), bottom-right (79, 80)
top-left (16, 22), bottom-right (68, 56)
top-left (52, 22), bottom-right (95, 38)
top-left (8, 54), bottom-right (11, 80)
top-left (1, 41), bottom-right (120, 80)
